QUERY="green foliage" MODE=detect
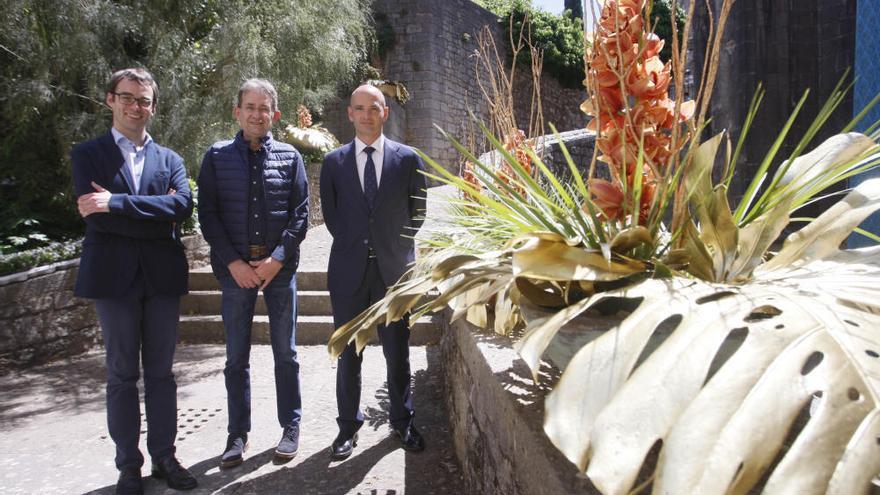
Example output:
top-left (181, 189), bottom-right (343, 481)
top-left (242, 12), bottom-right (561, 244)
top-left (498, 1), bottom-right (587, 89)
top-left (0, 0), bottom-right (373, 250)
top-left (474, 0), bottom-right (684, 88)
top-left (180, 178), bottom-right (199, 236)
top-left (650, 0), bottom-right (686, 62)
top-left (0, 240), bottom-right (81, 277)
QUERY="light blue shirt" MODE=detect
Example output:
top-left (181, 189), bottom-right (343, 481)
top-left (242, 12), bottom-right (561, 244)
top-left (111, 127), bottom-right (152, 194)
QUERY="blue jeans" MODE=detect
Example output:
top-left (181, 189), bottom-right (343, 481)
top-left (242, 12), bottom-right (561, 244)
top-left (220, 272), bottom-right (302, 434)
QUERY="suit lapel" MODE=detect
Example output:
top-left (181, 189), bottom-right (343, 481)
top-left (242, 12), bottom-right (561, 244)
top-left (99, 133), bottom-right (136, 194)
top-left (374, 139), bottom-right (399, 210)
top-left (138, 142), bottom-right (160, 195)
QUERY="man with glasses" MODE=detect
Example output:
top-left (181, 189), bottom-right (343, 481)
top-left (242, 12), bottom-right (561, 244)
top-left (197, 79), bottom-right (309, 469)
top-left (72, 68), bottom-right (197, 494)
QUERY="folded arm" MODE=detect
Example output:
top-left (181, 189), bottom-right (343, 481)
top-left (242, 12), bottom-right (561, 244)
top-left (72, 145), bottom-right (178, 239)
top-left (105, 154), bottom-right (193, 223)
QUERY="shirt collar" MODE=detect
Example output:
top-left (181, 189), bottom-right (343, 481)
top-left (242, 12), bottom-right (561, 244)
top-left (235, 130), bottom-right (273, 151)
top-left (355, 134), bottom-right (384, 155)
top-left (111, 127), bottom-right (152, 149)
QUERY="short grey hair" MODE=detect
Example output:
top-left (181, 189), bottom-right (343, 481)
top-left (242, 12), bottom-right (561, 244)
top-left (235, 78), bottom-right (279, 112)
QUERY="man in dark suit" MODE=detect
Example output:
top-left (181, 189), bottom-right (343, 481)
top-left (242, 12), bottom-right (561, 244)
top-left (197, 79), bottom-right (309, 468)
top-left (72, 68), bottom-right (197, 495)
top-left (320, 84), bottom-right (428, 460)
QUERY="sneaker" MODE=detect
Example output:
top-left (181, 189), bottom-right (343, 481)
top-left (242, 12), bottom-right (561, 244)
top-left (220, 433), bottom-right (249, 469)
top-left (275, 424), bottom-right (300, 459)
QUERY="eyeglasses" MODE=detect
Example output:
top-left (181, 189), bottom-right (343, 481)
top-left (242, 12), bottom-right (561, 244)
top-left (112, 92), bottom-right (153, 108)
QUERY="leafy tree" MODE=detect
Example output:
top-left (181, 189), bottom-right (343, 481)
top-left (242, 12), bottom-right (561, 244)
top-left (0, 0), bottom-right (372, 252)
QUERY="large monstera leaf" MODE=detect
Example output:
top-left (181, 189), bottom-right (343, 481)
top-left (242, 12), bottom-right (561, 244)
top-left (533, 180), bottom-right (880, 494)
top-left (539, 261), bottom-right (880, 494)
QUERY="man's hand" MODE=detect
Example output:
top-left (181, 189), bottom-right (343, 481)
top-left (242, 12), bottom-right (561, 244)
top-left (228, 259), bottom-right (262, 289)
top-left (77, 181), bottom-right (112, 217)
top-left (250, 257), bottom-right (283, 290)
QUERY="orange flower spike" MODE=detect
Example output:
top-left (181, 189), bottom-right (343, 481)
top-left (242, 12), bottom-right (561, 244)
top-left (643, 33), bottom-right (665, 59)
top-left (588, 178), bottom-right (625, 221)
top-left (461, 161), bottom-right (482, 201)
top-left (637, 181), bottom-right (657, 225)
top-left (626, 58), bottom-right (671, 99)
top-left (296, 104), bottom-right (312, 128)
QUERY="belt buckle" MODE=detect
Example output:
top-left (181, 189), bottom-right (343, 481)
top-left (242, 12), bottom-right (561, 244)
top-left (248, 245), bottom-right (268, 260)
top-left (367, 247), bottom-right (377, 259)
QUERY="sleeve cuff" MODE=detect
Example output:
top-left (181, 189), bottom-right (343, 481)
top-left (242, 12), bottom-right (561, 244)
top-left (271, 245), bottom-right (286, 263)
top-left (108, 193), bottom-right (126, 212)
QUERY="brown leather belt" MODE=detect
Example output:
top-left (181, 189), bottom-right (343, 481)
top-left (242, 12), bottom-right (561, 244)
top-left (248, 244), bottom-right (269, 260)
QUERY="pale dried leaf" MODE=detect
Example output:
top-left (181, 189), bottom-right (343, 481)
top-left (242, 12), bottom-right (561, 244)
top-left (762, 178), bottom-right (880, 270)
top-left (511, 232), bottom-right (645, 281)
top-left (775, 133), bottom-right (876, 191)
top-left (538, 247), bottom-right (880, 494)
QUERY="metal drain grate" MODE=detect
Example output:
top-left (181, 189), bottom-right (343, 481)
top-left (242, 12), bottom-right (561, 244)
top-left (175, 407), bottom-right (223, 442)
top-left (129, 407), bottom-right (223, 442)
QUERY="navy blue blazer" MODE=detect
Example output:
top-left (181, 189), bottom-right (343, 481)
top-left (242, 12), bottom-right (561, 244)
top-left (320, 138), bottom-right (427, 296)
top-left (71, 132), bottom-right (194, 299)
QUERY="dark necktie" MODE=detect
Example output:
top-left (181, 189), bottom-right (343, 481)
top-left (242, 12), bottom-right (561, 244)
top-left (363, 146), bottom-right (378, 209)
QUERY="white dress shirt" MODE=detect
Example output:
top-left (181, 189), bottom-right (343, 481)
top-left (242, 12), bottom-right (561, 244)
top-left (354, 135), bottom-right (385, 191)
top-left (111, 127), bottom-right (152, 194)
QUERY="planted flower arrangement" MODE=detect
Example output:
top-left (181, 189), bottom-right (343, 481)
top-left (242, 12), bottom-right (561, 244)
top-left (329, 0), bottom-right (880, 493)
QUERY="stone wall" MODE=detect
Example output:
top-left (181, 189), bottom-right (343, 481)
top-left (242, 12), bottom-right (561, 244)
top-left (321, 0), bottom-right (587, 175)
top-left (439, 312), bottom-right (600, 494)
top-left (0, 234), bottom-right (211, 372)
top-left (689, 0), bottom-right (857, 220)
top-left (0, 261), bottom-right (99, 371)
top-left (306, 160), bottom-right (325, 227)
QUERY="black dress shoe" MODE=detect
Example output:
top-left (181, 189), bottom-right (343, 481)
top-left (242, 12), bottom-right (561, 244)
top-left (394, 424), bottom-right (426, 452)
top-left (115, 467), bottom-right (143, 495)
top-left (329, 432), bottom-right (358, 460)
top-left (151, 456), bottom-right (198, 491)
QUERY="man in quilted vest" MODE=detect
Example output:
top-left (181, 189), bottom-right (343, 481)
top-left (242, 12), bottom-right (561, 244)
top-left (197, 79), bottom-right (309, 468)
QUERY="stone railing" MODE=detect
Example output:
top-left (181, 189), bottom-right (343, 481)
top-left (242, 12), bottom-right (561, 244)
top-left (478, 129), bottom-right (599, 180)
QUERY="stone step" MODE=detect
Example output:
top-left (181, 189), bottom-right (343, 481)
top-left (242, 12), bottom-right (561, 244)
top-left (181, 290), bottom-right (332, 316)
top-left (188, 268), bottom-right (327, 292)
top-left (178, 315), bottom-right (441, 346)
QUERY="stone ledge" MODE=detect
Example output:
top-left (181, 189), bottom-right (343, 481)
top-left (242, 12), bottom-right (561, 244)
top-left (439, 310), bottom-right (601, 494)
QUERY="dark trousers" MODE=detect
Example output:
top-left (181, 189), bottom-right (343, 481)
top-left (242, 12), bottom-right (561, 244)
top-left (219, 272), bottom-right (302, 434)
top-left (94, 273), bottom-right (180, 470)
top-left (332, 258), bottom-right (413, 435)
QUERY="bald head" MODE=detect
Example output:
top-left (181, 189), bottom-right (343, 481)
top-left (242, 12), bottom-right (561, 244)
top-left (350, 84), bottom-right (386, 106)
top-left (348, 84), bottom-right (389, 144)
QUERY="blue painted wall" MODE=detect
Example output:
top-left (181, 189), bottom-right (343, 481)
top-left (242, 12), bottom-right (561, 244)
top-left (850, 0), bottom-right (880, 246)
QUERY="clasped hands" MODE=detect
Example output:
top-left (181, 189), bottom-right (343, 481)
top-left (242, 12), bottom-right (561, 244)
top-left (77, 181), bottom-right (177, 217)
top-left (228, 257), bottom-right (282, 290)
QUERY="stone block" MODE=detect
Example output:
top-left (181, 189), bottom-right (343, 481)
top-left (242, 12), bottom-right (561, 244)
top-left (440, 311), bottom-right (600, 493)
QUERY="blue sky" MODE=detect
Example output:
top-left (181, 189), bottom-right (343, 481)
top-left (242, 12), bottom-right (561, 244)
top-left (532, 0), bottom-right (565, 14)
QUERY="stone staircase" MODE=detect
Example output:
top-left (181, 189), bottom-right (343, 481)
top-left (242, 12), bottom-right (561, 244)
top-left (179, 266), bottom-right (440, 345)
